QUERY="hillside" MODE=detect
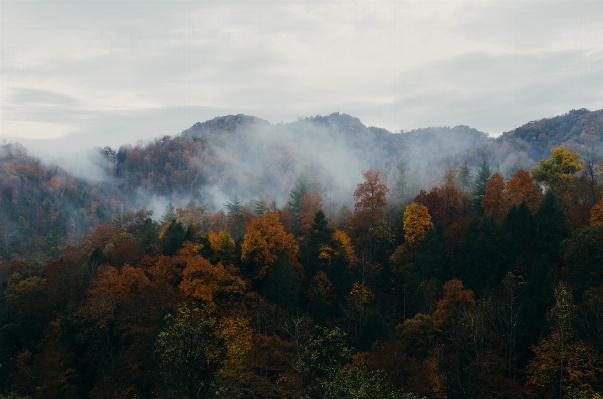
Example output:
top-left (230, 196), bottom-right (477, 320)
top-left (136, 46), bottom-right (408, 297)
top-left (489, 108), bottom-right (603, 173)
top-left (1, 108), bottom-right (601, 262)
top-left (101, 109), bottom-right (602, 214)
top-left (0, 109), bottom-right (603, 398)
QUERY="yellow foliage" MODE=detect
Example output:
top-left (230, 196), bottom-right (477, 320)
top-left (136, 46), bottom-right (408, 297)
top-left (208, 229), bottom-right (235, 253)
top-left (349, 281), bottom-right (373, 309)
top-left (217, 316), bottom-right (253, 379)
top-left (332, 229), bottom-right (357, 264)
top-left (176, 241), bottom-right (204, 256)
top-left (241, 212), bottom-right (298, 279)
top-left (403, 202), bottom-right (433, 247)
top-left (179, 256), bottom-right (246, 308)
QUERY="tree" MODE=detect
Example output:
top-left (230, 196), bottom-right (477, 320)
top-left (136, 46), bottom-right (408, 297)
top-left (286, 173), bottom-right (321, 235)
top-left (402, 203), bottom-right (433, 248)
top-left (458, 162), bottom-right (472, 193)
top-left (161, 220), bottom-right (194, 256)
top-left (432, 279), bottom-right (476, 398)
top-left (532, 147), bottom-right (585, 212)
top-left (225, 196), bottom-right (246, 240)
top-left (179, 255), bottom-right (246, 309)
top-left (591, 197), bottom-right (603, 226)
top-left (353, 168), bottom-right (389, 226)
top-left (160, 202), bottom-right (177, 225)
top-left (561, 225), bottom-right (603, 291)
top-left (527, 282), bottom-right (603, 399)
top-left (322, 361), bottom-right (425, 399)
top-left (154, 302), bottom-right (225, 399)
top-left (351, 168), bottom-right (389, 284)
top-left (241, 212), bottom-right (299, 280)
top-left (472, 161), bottom-right (492, 210)
top-left (393, 160), bottom-right (408, 200)
top-left (262, 250), bottom-right (301, 313)
top-left (505, 169), bottom-right (542, 212)
top-left (299, 326), bottom-right (352, 396)
top-left (299, 193), bottom-right (323, 237)
top-left (481, 173), bottom-right (507, 224)
top-left (536, 190), bottom-right (568, 260)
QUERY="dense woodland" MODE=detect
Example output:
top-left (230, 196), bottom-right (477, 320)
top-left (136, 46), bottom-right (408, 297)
top-left (0, 109), bottom-right (603, 398)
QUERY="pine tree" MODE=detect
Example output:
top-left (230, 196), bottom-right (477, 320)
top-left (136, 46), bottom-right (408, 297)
top-left (458, 162), bottom-right (472, 192)
top-left (472, 161), bottom-right (492, 212)
top-left (393, 160), bottom-right (408, 200)
top-left (160, 202), bottom-right (177, 225)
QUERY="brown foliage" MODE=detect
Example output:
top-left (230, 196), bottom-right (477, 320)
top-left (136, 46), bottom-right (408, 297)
top-left (482, 173), bottom-right (507, 224)
top-left (504, 169), bottom-right (542, 212)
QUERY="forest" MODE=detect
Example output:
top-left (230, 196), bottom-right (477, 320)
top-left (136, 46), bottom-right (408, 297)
top-left (0, 109), bottom-right (603, 398)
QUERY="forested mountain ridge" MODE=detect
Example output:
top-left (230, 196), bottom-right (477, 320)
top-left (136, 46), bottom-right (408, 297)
top-left (1, 108), bottom-right (602, 262)
top-left (487, 108), bottom-right (603, 173)
top-left (0, 108), bottom-right (603, 398)
top-left (0, 144), bottom-right (116, 261)
top-left (103, 108), bottom-right (602, 212)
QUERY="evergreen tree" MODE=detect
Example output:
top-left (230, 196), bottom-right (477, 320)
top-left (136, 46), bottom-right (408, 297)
top-left (393, 160), bottom-right (407, 200)
top-left (262, 251), bottom-right (300, 314)
top-left (472, 161), bottom-right (492, 212)
top-left (161, 220), bottom-right (193, 256)
top-left (535, 190), bottom-right (568, 260)
top-left (160, 202), bottom-right (177, 225)
top-left (225, 196), bottom-right (245, 240)
top-left (455, 216), bottom-right (503, 291)
top-left (458, 162), bottom-right (472, 192)
top-left (415, 227), bottom-right (445, 283)
top-left (501, 201), bottom-right (537, 276)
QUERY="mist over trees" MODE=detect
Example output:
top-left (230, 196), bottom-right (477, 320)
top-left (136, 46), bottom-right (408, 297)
top-left (0, 108), bottom-right (603, 398)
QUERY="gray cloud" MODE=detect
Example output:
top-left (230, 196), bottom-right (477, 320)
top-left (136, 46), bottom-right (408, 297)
top-left (1, 0), bottom-right (603, 157)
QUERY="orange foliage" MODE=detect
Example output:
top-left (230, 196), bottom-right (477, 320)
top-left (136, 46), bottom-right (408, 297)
top-left (482, 173), bottom-right (507, 223)
top-left (433, 279), bottom-right (475, 329)
top-left (179, 256), bottom-right (245, 308)
top-left (591, 197), bottom-right (603, 226)
top-left (504, 169), bottom-right (542, 212)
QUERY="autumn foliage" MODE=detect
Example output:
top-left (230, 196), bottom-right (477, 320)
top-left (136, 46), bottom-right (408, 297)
top-left (1, 143), bottom-right (603, 399)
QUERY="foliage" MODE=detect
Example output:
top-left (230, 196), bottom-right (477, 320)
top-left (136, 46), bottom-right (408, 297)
top-left (402, 203), bottom-right (433, 248)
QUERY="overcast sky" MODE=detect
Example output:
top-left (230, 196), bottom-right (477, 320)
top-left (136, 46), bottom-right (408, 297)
top-left (1, 1), bottom-right (602, 162)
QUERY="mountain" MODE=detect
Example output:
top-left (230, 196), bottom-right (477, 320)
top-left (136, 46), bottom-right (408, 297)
top-left (1, 108), bottom-right (602, 261)
top-left (487, 108), bottom-right (603, 173)
top-left (102, 109), bottom-right (602, 212)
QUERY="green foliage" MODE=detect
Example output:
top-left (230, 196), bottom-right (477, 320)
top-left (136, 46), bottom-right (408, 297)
top-left (262, 251), bottom-right (300, 313)
top-left (299, 326), bottom-right (353, 384)
top-left (561, 225), bottom-right (603, 291)
top-left (472, 161), bottom-right (492, 206)
top-left (321, 362), bottom-right (425, 399)
top-left (458, 162), bottom-right (472, 192)
top-left (536, 190), bottom-right (568, 259)
top-left (153, 302), bottom-right (224, 398)
top-left (160, 202), bottom-right (177, 225)
top-left (161, 220), bottom-right (193, 256)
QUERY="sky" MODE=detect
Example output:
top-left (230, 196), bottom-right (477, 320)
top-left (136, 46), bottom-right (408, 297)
top-left (1, 0), bottom-right (602, 166)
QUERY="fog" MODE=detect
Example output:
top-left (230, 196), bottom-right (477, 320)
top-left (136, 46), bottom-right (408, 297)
top-left (91, 113), bottom-right (495, 215)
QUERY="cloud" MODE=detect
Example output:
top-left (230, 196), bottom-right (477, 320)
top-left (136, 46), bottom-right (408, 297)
top-left (1, 1), bottom-right (602, 149)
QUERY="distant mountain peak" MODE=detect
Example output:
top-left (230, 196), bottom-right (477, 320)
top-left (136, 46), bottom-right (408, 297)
top-left (181, 114), bottom-right (270, 138)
